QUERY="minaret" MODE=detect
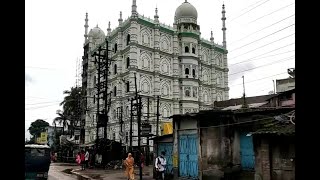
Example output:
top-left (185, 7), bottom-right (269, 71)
top-left (210, 30), bottom-right (214, 42)
top-left (84, 12), bottom-right (89, 41)
top-left (118, 11), bottom-right (123, 25)
top-left (131, 0), bottom-right (137, 17)
top-left (221, 4), bottom-right (227, 48)
top-left (107, 21), bottom-right (111, 36)
top-left (154, 6), bottom-right (159, 23)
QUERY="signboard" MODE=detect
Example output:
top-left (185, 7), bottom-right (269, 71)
top-left (37, 132), bottom-right (48, 144)
top-left (141, 123), bottom-right (151, 136)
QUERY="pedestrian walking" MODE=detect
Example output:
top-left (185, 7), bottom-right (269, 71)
top-left (76, 152), bottom-right (81, 166)
top-left (85, 148), bottom-right (90, 168)
top-left (124, 153), bottom-right (135, 180)
top-left (80, 150), bottom-right (86, 170)
top-left (155, 151), bottom-right (167, 180)
top-left (140, 152), bottom-right (145, 173)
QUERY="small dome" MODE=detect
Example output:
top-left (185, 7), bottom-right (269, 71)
top-left (175, 1), bottom-right (198, 21)
top-left (88, 25), bottom-right (105, 39)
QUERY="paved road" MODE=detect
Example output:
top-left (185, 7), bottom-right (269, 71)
top-left (48, 163), bottom-right (81, 180)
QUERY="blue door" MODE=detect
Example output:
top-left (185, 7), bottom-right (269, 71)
top-left (158, 143), bottom-right (173, 174)
top-left (179, 134), bottom-right (198, 178)
top-left (240, 133), bottom-right (255, 170)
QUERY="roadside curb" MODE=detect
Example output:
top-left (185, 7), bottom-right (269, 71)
top-left (71, 169), bottom-right (92, 179)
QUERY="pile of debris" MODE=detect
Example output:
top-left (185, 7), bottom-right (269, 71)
top-left (105, 160), bottom-right (124, 170)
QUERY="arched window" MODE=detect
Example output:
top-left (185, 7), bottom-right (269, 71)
top-left (126, 57), bottom-right (130, 68)
top-left (185, 46), bottom-right (189, 53)
top-left (113, 109), bottom-right (116, 119)
top-left (114, 64), bottom-right (117, 74)
top-left (126, 106), bottom-right (129, 117)
top-left (185, 68), bottom-right (189, 75)
top-left (185, 89), bottom-right (190, 97)
top-left (192, 47), bottom-right (195, 54)
top-left (192, 69), bottom-right (196, 77)
top-left (126, 81), bottom-right (130, 92)
top-left (127, 34), bottom-right (130, 45)
top-left (114, 43), bottom-right (117, 53)
top-left (114, 86), bottom-right (117, 96)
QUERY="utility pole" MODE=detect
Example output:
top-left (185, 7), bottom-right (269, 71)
top-left (95, 47), bottom-right (101, 141)
top-left (129, 98), bottom-right (133, 151)
top-left (137, 96), bottom-right (143, 180)
top-left (92, 38), bottom-right (113, 147)
top-left (273, 80), bottom-right (276, 94)
top-left (156, 95), bottom-right (160, 157)
top-left (117, 106), bottom-right (123, 146)
top-left (104, 41), bottom-right (109, 139)
top-left (146, 97), bottom-right (150, 166)
top-left (242, 76), bottom-right (248, 108)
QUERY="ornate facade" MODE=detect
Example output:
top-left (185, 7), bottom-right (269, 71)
top-left (82, 0), bottom-right (229, 149)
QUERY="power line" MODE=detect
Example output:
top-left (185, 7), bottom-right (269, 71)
top-left (230, 24), bottom-right (294, 52)
top-left (228, 0), bottom-right (266, 19)
top-left (229, 42), bottom-right (294, 62)
top-left (229, 55), bottom-right (294, 76)
top-left (229, 50), bottom-right (295, 67)
top-left (25, 103), bottom-right (60, 110)
top-left (230, 33), bottom-right (295, 58)
top-left (25, 66), bottom-right (59, 70)
top-left (229, 0), bottom-right (272, 22)
top-left (26, 101), bottom-right (61, 106)
top-left (179, 111), bottom-right (294, 130)
top-left (248, 3), bottom-right (295, 24)
top-left (229, 14), bottom-right (295, 45)
top-left (229, 72), bottom-right (288, 87)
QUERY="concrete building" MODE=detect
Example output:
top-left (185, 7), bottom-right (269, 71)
top-left (171, 107), bottom-right (294, 179)
top-left (276, 68), bottom-right (295, 93)
top-left (81, 0), bottom-right (229, 149)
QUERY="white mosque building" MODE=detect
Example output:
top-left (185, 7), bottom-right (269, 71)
top-left (81, 0), bottom-right (229, 149)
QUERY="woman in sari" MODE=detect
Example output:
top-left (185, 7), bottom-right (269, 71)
top-left (124, 153), bottom-right (135, 180)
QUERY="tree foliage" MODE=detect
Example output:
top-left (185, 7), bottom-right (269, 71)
top-left (53, 111), bottom-right (69, 135)
top-left (28, 119), bottom-right (49, 137)
top-left (55, 86), bottom-right (82, 137)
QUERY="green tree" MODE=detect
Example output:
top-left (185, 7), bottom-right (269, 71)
top-left (53, 110), bottom-right (69, 135)
top-left (28, 119), bottom-right (49, 141)
top-left (60, 86), bottom-right (82, 136)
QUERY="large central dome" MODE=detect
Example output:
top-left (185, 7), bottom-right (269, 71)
top-left (88, 25), bottom-right (105, 40)
top-left (175, 1), bottom-right (198, 21)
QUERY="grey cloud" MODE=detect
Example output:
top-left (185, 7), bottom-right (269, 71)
top-left (228, 62), bottom-right (255, 84)
top-left (25, 73), bottom-right (33, 84)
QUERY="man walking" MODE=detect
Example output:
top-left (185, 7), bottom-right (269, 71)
top-left (155, 151), bottom-right (167, 180)
top-left (85, 148), bottom-right (90, 168)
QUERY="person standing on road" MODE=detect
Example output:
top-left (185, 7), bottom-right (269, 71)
top-left (124, 153), bottom-right (135, 180)
top-left (80, 150), bottom-right (86, 170)
top-left (155, 151), bottom-right (167, 180)
top-left (76, 152), bottom-right (81, 166)
top-left (85, 148), bottom-right (90, 168)
top-left (140, 152), bottom-right (145, 174)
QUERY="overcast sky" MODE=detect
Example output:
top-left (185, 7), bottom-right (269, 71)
top-left (25, 0), bottom-right (295, 140)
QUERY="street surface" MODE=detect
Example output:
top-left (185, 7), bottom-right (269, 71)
top-left (47, 162), bottom-right (154, 180)
top-left (48, 163), bottom-right (81, 180)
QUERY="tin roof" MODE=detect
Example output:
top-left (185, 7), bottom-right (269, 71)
top-left (214, 94), bottom-right (276, 108)
top-left (251, 112), bottom-right (295, 135)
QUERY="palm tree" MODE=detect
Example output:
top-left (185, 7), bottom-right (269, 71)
top-left (60, 87), bottom-right (82, 135)
top-left (53, 110), bottom-right (69, 135)
top-left (60, 87), bottom-right (82, 115)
